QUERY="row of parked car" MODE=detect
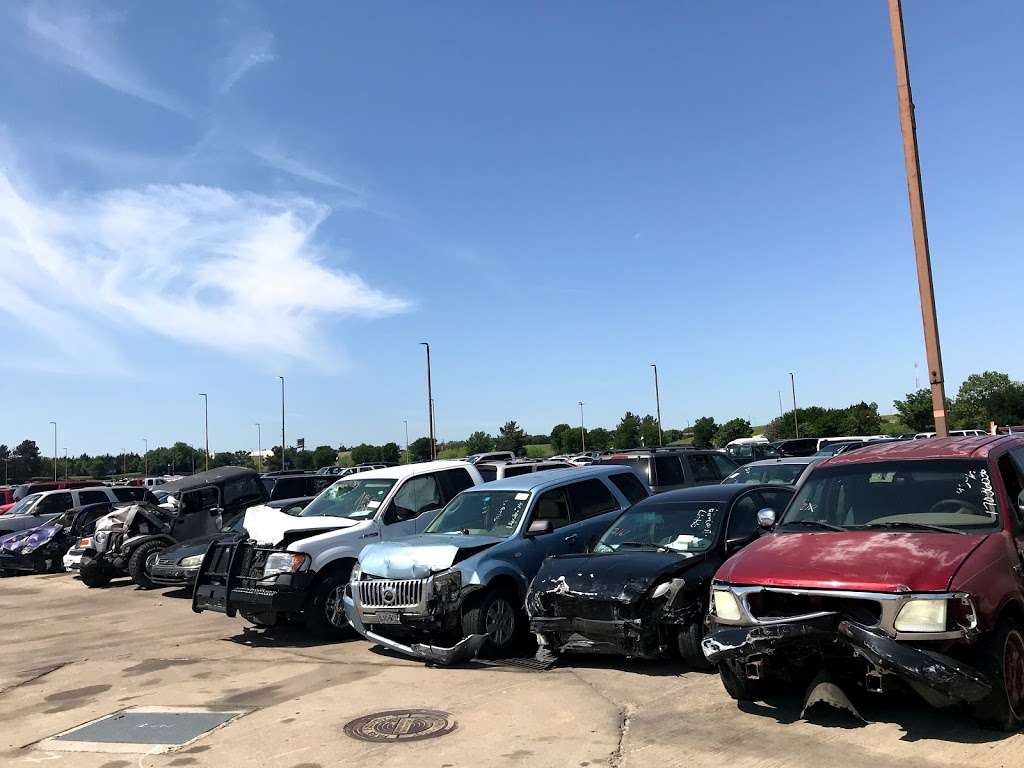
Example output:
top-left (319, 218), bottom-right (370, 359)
top-left (4, 436), bottom-right (1024, 731)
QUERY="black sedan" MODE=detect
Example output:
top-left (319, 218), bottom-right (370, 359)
top-left (526, 483), bottom-right (794, 666)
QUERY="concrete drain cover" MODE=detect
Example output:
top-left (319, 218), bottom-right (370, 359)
top-left (36, 707), bottom-right (247, 754)
top-left (344, 709), bottom-right (456, 743)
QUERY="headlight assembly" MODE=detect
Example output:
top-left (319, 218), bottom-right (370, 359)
top-left (894, 598), bottom-right (947, 633)
top-left (179, 554), bottom-right (204, 568)
top-left (262, 552), bottom-right (309, 578)
top-left (713, 589), bottom-right (743, 622)
top-left (350, 561), bottom-right (361, 582)
top-left (432, 568), bottom-right (462, 593)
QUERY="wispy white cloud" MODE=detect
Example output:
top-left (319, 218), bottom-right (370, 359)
top-left (218, 28), bottom-right (276, 94)
top-left (251, 141), bottom-right (364, 196)
top-left (0, 167), bottom-right (409, 374)
top-left (23, 1), bottom-right (190, 115)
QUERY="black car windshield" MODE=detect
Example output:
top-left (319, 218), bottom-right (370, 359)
top-left (783, 459), bottom-right (1001, 532)
top-left (594, 501), bottom-right (725, 553)
top-left (723, 463), bottom-right (806, 486)
top-left (424, 491), bottom-right (530, 537)
top-left (298, 478), bottom-right (396, 520)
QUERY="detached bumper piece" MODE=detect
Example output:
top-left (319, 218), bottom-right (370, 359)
top-left (702, 615), bottom-right (839, 664)
top-left (530, 615), bottom-right (653, 657)
top-left (344, 592), bottom-right (487, 665)
top-left (192, 539), bottom-right (310, 617)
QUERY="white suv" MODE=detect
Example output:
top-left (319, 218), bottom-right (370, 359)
top-left (0, 487), bottom-right (129, 535)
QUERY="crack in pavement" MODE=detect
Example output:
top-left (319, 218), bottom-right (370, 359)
top-left (0, 662), bottom-right (73, 696)
top-left (609, 705), bottom-right (634, 768)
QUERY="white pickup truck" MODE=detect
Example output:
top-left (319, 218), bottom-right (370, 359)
top-left (192, 460), bottom-right (487, 638)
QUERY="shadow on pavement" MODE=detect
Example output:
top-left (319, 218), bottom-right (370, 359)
top-left (222, 623), bottom-right (357, 649)
top-left (552, 653), bottom-right (710, 678)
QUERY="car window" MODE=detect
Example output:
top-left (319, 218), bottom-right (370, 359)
top-left (621, 457), bottom-right (651, 484)
top-left (653, 456), bottom-right (686, 486)
top-left (687, 454), bottom-right (722, 483)
top-left (725, 493), bottom-right (760, 542)
top-left (531, 487), bottom-right (571, 530)
top-left (567, 479), bottom-right (620, 520)
top-left (998, 453), bottom-right (1024, 529)
top-left (608, 472), bottom-right (649, 505)
top-left (223, 476), bottom-right (264, 505)
top-left (711, 454), bottom-right (738, 477)
top-left (757, 488), bottom-right (795, 516)
top-left (78, 490), bottom-right (110, 506)
top-left (437, 468), bottom-right (476, 501)
top-left (182, 486), bottom-right (220, 513)
top-left (477, 465), bottom-right (497, 482)
top-left (37, 492), bottom-right (73, 515)
top-left (391, 475), bottom-right (442, 517)
top-left (112, 487), bottom-right (146, 502)
top-left (504, 465), bottom-right (533, 477)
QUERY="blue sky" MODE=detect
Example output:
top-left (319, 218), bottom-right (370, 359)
top-left (1, 1), bottom-right (1022, 456)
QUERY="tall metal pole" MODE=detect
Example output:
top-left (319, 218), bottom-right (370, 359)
top-left (403, 420), bottom-right (409, 453)
top-left (255, 423), bottom-right (262, 472)
top-left (888, 0), bottom-right (949, 437)
top-left (279, 376), bottom-right (286, 471)
top-left (789, 373), bottom-right (800, 438)
top-left (778, 390), bottom-right (785, 423)
top-left (199, 393), bottom-right (209, 471)
top-left (420, 343), bottom-right (435, 460)
top-left (142, 438), bottom-right (148, 477)
top-left (49, 421), bottom-right (57, 480)
top-left (578, 401), bottom-right (586, 452)
top-left (63, 448), bottom-right (68, 480)
top-left (651, 364), bottom-right (663, 446)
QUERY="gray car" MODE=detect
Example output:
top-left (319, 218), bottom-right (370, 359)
top-left (344, 465), bottom-right (651, 663)
top-left (720, 456), bottom-right (824, 487)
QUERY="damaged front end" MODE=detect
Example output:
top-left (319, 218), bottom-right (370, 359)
top-left (703, 584), bottom-right (990, 712)
top-left (346, 564), bottom-right (488, 664)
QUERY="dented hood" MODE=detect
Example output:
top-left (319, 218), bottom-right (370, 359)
top-left (242, 504), bottom-right (359, 545)
top-left (532, 551), bottom-right (700, 604)
top-left (715, 531), bottom-right (989, 593)
top-left (358, 534), bottom-right (504, 579)
top-left (1, 524), bottom-right (60, 552)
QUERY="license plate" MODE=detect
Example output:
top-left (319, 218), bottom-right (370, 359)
top-left (375, 610), bottom-right (401, 625)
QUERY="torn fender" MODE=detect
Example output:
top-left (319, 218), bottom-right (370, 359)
top-left (838, 621), bottom-right (991, 704)
top-left (343, 591), bottom-right (487, 665)
top-left (702, 615), bottom-right (839, 663)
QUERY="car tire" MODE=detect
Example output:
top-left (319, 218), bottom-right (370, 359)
top-left (461, 588), bottom-right (525, 657)
top-left (304, 571), bottom-right (352, 640)
top-left (128, 541), bottom-right (165, 590)
top-left (79, 561), bottom-right (113, 588)
top-left (719, 659), bottom-right (763, 702)
top-left (677, 621), bottom-right (712, 670)
top-left (970, 617), bottom-right (1024, 731)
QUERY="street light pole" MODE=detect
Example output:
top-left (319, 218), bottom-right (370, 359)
top-left (789, 373), bottom-right (800, 438)
top-left (778, 390), bottom-right (785, 423)
top-left (420, 343), bottom-right (435, 460)
top-left (578, 401), bottom-right (586, 452)
top-left (48, 421), bottom-right (57, 481)
top-left (888, 0), bottom-right (949, 437)
top-left (255, 423), bottom-right (262, 472)
top-left (651, 364), bottom-right (663, 446)
top-left (142, 438), bottom-right (148, 477)
top-left (403, 420), bottom-right (409, 454)
top-left (199, 393), bottom-right (209, 471)
top-left (279, 376), bottom-right (286, 471)
top-left (63, 448), bottom-right (68, 480)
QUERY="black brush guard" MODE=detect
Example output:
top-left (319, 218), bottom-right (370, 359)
top-left (192, 539), bottom-right (270, 616)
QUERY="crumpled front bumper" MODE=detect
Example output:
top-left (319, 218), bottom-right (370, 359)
top-left (702, 616), bottom-right (991, 706)
top-left (530, 615), bottom-right (654, 656)
top-left (0, 551), bottom-right (43, 573)
top-left (343, 591), bottom-right (486, 665)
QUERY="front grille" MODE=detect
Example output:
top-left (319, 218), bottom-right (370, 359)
top-left (155, 553), bottom-right (178, 567)
top-left (549, 598), bottom-right (621, 622)
top-left (746, 590), bottom-right (882, 625)
top-left (358, 577), bottom-right (427, 609)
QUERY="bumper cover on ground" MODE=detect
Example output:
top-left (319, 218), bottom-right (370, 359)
top-left (344, 592), bottom-right (486, 665)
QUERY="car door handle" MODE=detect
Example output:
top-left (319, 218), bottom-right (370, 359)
top-left (563, 534), bottom-right (578, 544)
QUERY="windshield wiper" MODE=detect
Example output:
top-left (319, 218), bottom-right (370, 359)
top-left (780, 520), bottom-right (845, 532)
top-left (858, 521), bottom-right (967, 536)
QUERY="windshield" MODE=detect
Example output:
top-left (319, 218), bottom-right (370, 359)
top-left (723, 463), bottom-right (806, 486)
top-left (424, 491), bottom-right (530, 537)
top-left (298, 477), bottom-right (396, 519)
top-left (594, 500), bottom-right (725, 553)
top-left (783, 459), bottom-right (1001, 532)
top-left (6, 493), bottom-right (42, 515)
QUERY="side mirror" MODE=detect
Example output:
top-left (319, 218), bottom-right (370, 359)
top-left (757, 508), bottom-right (777, 530)
top-left (526, 519), bottom-right (553, 537)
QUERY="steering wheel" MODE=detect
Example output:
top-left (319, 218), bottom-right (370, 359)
top-left (928, 499), bottom-right (986, 517)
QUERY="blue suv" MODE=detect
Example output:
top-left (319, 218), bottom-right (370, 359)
top-left (344, 465), bottom-right (649, 663)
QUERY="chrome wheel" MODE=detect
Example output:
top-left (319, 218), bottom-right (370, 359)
top-left (484, 597), bottom-right (515, 648)
top-left (1005, 629), bottom-right (1024, 719)
top-left (325, 584), bottom-right (348, 629)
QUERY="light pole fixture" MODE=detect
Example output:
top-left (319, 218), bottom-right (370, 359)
top-left (279, 376), bottom-right (286, 471)
top-left (578, 401), bottom-right (586, 452)
top-left (403, 419), bottom-right (409, 454)
top-left (789, 373), bottom-right (800, 438)
top-left (651, 364), bottom-right (663, 446)
top-left (199, 392), bottom-right (209, 471)
top-left (255, 422), bottom-right (262, 472)
top-left (420, 343), bottom-right (435, 460)
top-left (142, 438), bottom-right (149, 477)
top-left (49, 421), bottom-right (57, 481)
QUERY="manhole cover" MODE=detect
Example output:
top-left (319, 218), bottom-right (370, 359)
top-left (35, 707), bottom-right (247, 754)
top-left (344, 709), bottom-right (456, 743)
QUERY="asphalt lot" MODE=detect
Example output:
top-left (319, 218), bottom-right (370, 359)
top-left (1, 574), bottom-right (1022, 768)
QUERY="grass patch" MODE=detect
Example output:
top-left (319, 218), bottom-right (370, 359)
top-left (525, 443), bottom-right (555, 458)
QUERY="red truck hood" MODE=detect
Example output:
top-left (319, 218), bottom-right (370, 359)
top-left (716, 531), bottom-right (989, 593)
top-left (0, 502), bottom-right (14, 515)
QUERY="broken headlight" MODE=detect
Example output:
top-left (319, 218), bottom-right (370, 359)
top-left (350, 561), bottom-right (361, 582)
top-left (712, 588), bottom-right (743, 622)
top-left (262, 552), bottom-right (310, 578)
top-left (432, 568), bottom-right (462, 595)
top-left (894, 597), bottom-right (948, 633)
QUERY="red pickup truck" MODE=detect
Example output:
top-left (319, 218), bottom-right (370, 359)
top-left (703, 436), bottom-right (1024, 730)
